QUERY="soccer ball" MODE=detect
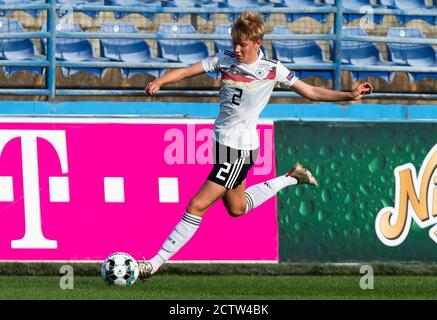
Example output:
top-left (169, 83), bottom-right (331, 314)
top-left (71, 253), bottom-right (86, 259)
top-left (101, 252), bottom-right (139, 286)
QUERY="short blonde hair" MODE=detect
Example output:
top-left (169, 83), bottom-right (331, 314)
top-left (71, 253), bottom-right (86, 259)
top-left (231, 11), bottom-right (264, 43)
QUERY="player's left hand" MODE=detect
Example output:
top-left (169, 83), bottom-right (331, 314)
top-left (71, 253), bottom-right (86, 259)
top-left (350, 82), bottom-right (373, 101)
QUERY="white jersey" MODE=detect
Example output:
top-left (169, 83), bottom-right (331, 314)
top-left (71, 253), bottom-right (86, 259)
top-left (202, 50), bottom-right (298, 150)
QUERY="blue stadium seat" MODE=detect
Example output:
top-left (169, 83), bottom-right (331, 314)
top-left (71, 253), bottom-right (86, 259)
top-left (214, 24), bottom-right (232, 54)
top-left (219, 0), bottom-right (273, 22)
top-left (269, 0), bottom-right (329, 23)
top-left (387, 27), bottom-right (437, 82)
top-left (100, 22), bottom-right (166, 79)
top-left (0, 18), bottom-right (45, 76)
top-left (162, 0), bottom-right (217, 21)
top-left (157, 23), bottom-right (210, 64)
top-left (56, 0), bottom-right (104, 19)
top-left (324, 0), bottom-right (384, 24)
top-left (41, 22), bottom-right (108, 77)
top-left (380, 0), bottom-right (436, 25)
top-left (0, 0), bottom-right (45, 18)
top-left (271, 25), bottom-right (332, 81)
top-left (107, 0), bottom-right (160, 20)
top-left (332, 27), bottom-right (395, 82)
top-left (214, 24), bottom-right (269, 57)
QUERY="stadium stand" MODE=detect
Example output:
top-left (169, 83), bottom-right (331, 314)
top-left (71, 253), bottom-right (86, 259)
top-left (333, 26), bottom-right (395, 82)
top-left (157, 23), bottom-right (210, 64)
top-left (220, 0), bottom-right (273, 22)
top-left (379, 0), bottom-right (436, 25)
top-left (387, 27), bottom-right (437, 82)
top-left (214, 24), bottom-right (233, 54)
top-left (162, 0), bottom-right (217, 21)
top-left (56, 0), bottom-right (104, 19)
top-left (0, 18), bottom-right (45, 77)
top-left (41, 22), bottom-right (108, 78)
top-left (0, 0), bottom-right (44, 18)
top-left (100, 22), bottom-right (166, 79)
top-left (106, 0), bottom-right (159, 20)
top-left (269, 0), bottom-right (329, 23)
top-left (271, 25), bottom-right (332, 81)
top-left (324, 0), bottom-right (384, 24)
top-left (0, 1), bottom-right (436, 97)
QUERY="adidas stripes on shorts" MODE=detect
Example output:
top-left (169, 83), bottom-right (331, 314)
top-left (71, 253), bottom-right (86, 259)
top-left (207, 141), bottom-right (259, 190)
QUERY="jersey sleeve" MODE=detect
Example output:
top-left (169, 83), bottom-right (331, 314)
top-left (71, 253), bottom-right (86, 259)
top-left (201, 53), bottom-right (222, 73)
top-left (275, 61), bottom-right (298, 88)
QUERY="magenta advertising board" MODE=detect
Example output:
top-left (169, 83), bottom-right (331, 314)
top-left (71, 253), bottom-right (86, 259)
top-left (0, 118), bottom-right (278, 262)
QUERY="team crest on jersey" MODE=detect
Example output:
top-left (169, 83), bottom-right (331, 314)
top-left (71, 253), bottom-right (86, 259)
top-left (255, 67), bottom-right (267, 78)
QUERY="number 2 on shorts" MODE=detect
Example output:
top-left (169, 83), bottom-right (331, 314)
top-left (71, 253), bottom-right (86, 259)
top-left (216, 162), bottom-right (232, 181)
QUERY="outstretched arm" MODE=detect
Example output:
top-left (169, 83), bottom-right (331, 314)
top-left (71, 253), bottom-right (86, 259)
top-left (145, 62), bottom-right (206, 95)
top-left (291, 79), bottom-right (373, 102)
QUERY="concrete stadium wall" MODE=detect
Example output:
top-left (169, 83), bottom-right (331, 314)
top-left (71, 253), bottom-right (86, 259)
top-left (2, 101), bottom-right (437, 119)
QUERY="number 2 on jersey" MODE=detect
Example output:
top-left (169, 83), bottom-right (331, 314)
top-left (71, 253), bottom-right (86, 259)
top-left (232, 88), bottom-right (243, 106)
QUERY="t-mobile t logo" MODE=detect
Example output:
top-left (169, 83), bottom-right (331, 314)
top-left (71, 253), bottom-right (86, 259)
top-left (0, 130), bottom-right (68, 249)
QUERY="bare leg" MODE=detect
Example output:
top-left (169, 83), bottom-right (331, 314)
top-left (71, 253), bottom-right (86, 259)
top-left (221, 179), bottom-right (247, 217)
top-left (139, 180), bottom-right (228, 278)
top-left (186, 180), bottom-right (228, 217)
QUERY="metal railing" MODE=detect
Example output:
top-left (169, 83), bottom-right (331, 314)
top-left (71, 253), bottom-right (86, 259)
top-left (0, 0), bottom-right (436, 100)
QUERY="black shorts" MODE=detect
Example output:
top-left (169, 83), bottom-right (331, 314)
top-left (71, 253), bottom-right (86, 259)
top-left (207, 142), bottom-right (259, 190)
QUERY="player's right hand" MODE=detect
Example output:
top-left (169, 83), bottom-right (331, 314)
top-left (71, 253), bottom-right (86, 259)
top-left (145, 81), bottom-right (161, 95)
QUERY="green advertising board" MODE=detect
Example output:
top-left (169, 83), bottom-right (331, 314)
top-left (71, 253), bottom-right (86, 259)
top-left (275, 121), bottom-right (437, 262)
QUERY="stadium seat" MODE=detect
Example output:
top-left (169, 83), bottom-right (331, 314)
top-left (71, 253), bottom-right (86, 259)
top-left (214, 24), bottom-right (232, 54)
top-left (271, 25), bottom-right (332, 81)
top-left (214, 24), bottom-right (269, 57)
top-left (157, 23), bottom-right (210, 64)
top-left (0, 0), bottom-right (45, 18)
top-left (162, 0), bottom-right (217, 21)
top-left (106, 0), bottom-right (160, 20)
top-left (268, 0), bottom-right (329, 23)
top-left (324, 0), bottom-right (384, 24)
top-left (0, 18), bottom-right (45, 76)
top-left (41, 22), bottom-right (108, 78)
top-left (219, 0), bottom-right (273, 22)
top-left (332, 27), bottom-right (395, 82)
top-left (56, 0), bottom-right (104, 19)
top-left (387, 27), bottom-right (437, 82)
top-left (100, 22), bottom-right (166, 79)
top-left (379, 0), bottom-right (436, 25)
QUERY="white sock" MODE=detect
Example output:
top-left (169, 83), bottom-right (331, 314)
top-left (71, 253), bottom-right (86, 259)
top-left (148, 212), bottom-right (202, 273)
top-left (245, 175), bottom-right (298, 213)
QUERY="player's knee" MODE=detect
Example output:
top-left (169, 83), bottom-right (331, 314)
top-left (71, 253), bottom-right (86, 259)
top-left (186, 198), bottom-right (207, 216)
top-left (227, 207), bottom-right (246, 218)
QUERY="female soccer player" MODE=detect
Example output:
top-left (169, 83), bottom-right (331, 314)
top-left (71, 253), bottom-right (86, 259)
top-left (139, 11), bottom-right (373, 279)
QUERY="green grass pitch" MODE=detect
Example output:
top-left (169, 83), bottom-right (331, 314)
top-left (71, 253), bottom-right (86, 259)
top-left (0, 275), bottom-right (436, 299)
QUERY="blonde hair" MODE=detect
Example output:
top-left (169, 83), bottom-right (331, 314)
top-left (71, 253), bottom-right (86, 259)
top-left (231, 11), bottom-right (264, 43)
